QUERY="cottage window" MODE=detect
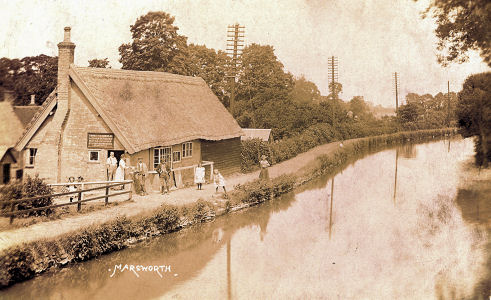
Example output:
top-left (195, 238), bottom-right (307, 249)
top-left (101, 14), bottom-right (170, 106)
top-left (28, 148), bottom-right (37, 166)
top-left (154, 147), bottom-right (172, 169)
top-left (182, 142), bottom-right (193, 158)
top-left (173, 151), bottom-right (181, 162)
top-left (89, 150), bottom-right (100, 162)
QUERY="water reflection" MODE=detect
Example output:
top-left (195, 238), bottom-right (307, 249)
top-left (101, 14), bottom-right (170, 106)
top-left (393, 148), bottom-right (399, 205)
top-left (1, 192), bottom-right (297, 300)
top-left (1, 138), bottom-right (488, 299)
top-left (328, 177), bottom-right (334, 239)
top-left (454, 166), bottom-right (491, 300)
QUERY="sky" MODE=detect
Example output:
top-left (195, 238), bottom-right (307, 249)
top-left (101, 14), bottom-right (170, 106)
top-left (1, 0), bottom-right (489, 108)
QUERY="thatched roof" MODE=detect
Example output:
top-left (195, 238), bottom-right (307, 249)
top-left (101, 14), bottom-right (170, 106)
top-left (71, 66), bottom-right (243, 153)
top-left (241, 128), bottom-right (272, 142)
top-left (0, 102), bottom-right (25, 148)
top-left (13, 106), bottom-right (41, 127)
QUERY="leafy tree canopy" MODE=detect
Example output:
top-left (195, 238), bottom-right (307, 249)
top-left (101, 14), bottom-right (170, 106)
top-left (167, 44), bottom-right (230, 106)
top-left (456, 72), bottom-right (491, 166)
top-left (88, 58), bottom-right (111, 68)
top-left (422, 0), bottom-right (491, 67)
top-left (119, 11), bottom-right (188, 71)
top-left (290, 75), bottom-right (321, 104)
top-left (0, 55), bottom-right (57, 105)
top-left (236, 43), bottom-right (294, 106)
top-left (348, 96), bottom-right (372, 119)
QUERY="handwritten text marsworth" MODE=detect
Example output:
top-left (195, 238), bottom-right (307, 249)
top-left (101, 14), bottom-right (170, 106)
top-left (109, 264), bottom-right (173, 278)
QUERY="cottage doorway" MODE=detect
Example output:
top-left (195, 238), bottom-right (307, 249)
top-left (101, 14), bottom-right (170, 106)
top-left (107, 150), bottom-right (125, 163)
top-left (3, 163), bottom-right (10, 184)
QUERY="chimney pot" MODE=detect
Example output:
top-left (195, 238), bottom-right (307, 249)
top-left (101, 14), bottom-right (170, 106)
top-left (30, 94), bottom-right (35, 105)
top-left (63, 27), bottom-right (71, 42)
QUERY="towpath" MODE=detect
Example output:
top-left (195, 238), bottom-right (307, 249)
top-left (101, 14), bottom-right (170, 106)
top-left (0, 139), bottom-right (347, 252)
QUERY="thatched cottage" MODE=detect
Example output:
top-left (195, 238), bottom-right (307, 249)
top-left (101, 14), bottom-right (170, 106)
top-left (14, 27), bottom-right (243, 188)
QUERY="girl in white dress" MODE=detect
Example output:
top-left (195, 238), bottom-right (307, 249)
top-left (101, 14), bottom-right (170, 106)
top-left (194, 162), bottom-right (206, 190)
top-left (213, 169), bottom-right (227, 195)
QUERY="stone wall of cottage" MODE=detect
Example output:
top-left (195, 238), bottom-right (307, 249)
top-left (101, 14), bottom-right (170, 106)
top-left (24, 114), bottom-right (60, 182)
top-left (59, 83), bottom-right (125, 182)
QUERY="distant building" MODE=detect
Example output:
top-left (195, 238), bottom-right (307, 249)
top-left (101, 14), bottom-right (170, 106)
top-left (14, 27), bottom-right (244, 188)
top-left (0, 90), bottom-right (41, 184)
top-left (240, 129), bottom-right (273, 143)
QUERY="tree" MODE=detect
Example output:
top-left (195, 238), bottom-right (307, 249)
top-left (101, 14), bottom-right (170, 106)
top-left (0, 55), bottom-right (57, 105)
top-left (456, 72), bottom-right (491, 167)
top-left (290, 75), bottom-right (321, 104)
top-left (422, 0), bottom-right (491, 67)
top-left (167, 44), bottom-right (230, 106)
top-left (397, 102), bottom-right (420, 126)
top-left (348, 96), bottom-right (372, 120)
top-left (88, 58), bottom-right (110, 68)
top-left (119, 11), bottom-right (188, 71)
top-left (235, 44), bottom-right (294, 106)
top-left (230, 43), bottom-right (294, 133)
top-left (327, 82), bottom-right (343, 101)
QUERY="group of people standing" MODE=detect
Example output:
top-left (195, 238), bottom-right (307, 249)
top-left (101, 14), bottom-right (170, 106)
top-left (106, 152), bottom-right (128, 182)
top-left (103, 151), bottom-right (272, 197)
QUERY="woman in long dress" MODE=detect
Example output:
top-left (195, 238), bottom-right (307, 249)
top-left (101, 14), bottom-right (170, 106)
top-left (115, 158), bottom-right (125, 189)
top-left (259, 155), bottom-right (270, 180)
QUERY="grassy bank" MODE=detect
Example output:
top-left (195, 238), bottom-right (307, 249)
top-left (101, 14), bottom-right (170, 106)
top-left (0, 128), bottom-right (458, 289)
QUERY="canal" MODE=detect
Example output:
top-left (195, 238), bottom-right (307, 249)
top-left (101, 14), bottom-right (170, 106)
top-left (1, 138), bottom-right (489, 299)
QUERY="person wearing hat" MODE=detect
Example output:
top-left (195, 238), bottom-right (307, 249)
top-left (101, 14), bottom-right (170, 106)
top-left (106, 152), bottom-right (118, 181)
top-left (259, 155), bottom-right (270, 180)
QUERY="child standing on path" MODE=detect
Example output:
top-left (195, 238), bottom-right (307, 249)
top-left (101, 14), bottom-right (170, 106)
top-left (67, 176), bottom-right (77, 203)
top-left (194, 162), bottom-right (206, 190)
top-left (213, 169), bottom-right (227, 196)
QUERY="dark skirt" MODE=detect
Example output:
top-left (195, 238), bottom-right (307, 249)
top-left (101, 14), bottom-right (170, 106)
top-left (259, 168), bottom-right (269, 180)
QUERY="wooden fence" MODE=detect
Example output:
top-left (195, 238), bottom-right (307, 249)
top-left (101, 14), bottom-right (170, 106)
top-left (0, 180), bottom-right (133, 224)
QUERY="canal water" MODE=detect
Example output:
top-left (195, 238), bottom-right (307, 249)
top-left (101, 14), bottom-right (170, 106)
top-left (1, 138), bottom-right (489, 299)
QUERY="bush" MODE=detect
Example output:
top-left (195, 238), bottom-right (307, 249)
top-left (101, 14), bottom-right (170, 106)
top-left (153, 205), bottom-right (180, 232)
top-left (0, 175), bottom-right (54, 217)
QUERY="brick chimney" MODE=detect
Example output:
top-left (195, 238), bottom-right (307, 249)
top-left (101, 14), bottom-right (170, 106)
top-left (30, 94), bottom-right (36, 105)
top-left (57, 27), bottom-right (75, 107)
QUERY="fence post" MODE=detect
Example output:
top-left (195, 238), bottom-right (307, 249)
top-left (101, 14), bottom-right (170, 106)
top-left (77, 191), bottom-right (82, 211)
top-left (105, 185), bottom-right (109, 205)
top-left (80, 183), bottom-right (84, 201)
top-left (9, 202), bottom-right (15, 224)
top-left (210, 163), bottom-right (214, 181)
top-left (128, 182), bottom-right (132, 200)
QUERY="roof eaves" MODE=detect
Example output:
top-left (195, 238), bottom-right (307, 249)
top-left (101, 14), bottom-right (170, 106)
top-left (14, 89), bottom-right (57, 151)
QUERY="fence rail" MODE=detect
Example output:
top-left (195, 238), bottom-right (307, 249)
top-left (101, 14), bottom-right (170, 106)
top-left (1, 180), bottom-right (133, 224)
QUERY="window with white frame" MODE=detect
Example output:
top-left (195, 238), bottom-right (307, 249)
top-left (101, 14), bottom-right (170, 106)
top-left (173, 151), bottom-right (181, 162)
top-left (154, 147), bottom-right (172, 169)
top-left (27, 148), bottom-right (37, 166)
top-left (182, 142), bottom-right (193, 158)
top-left (89, 150), bottom-right (100, 162)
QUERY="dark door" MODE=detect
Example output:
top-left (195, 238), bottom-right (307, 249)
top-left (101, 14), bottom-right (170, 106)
top-left (3, 163), bottom-right (10, 184)
top-left (107, 150), bottom-right (125, 163)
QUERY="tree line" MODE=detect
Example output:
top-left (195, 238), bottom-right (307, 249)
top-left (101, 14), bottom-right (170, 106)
top-left (1, 6), bottom-right (489, 166)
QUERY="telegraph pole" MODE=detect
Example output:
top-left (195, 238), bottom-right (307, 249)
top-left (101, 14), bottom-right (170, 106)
top-left (327, 56), bottom-right (339, 100)
top-left (226, 23), bottom-right (245, 114)
top-left (393, 72), bottom-right (399, 110)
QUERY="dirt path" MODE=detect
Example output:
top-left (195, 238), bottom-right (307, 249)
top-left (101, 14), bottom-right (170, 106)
top-left (0, 139), bottom-right (349, 252)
